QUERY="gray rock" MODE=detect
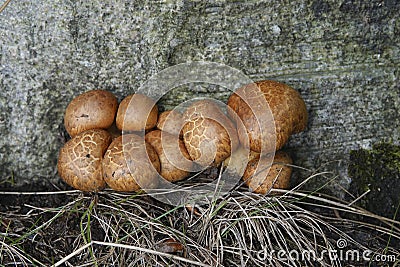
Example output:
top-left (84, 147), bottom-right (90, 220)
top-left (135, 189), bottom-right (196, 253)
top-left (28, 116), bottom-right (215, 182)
top-left (0, 1), bottom-right (399, 196)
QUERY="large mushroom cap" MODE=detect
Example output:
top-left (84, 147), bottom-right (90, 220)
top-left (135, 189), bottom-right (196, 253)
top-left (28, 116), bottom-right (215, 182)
top-left (243, 150), bottom-right (293, 194)
top-left (145, 130), bottom-right (193, 182)
top-left (182, 100), bottom-right (239, 167)
top-left (116, 94), bottom-right (158, 132)
top-left (227, 80), bottom-right (307, 152)
top-left (64, 90), bottom-right (118, 137)
top-left (57, 129), bottom-right (112, 192)
top-left (102, 134), bottom-right (160, 192)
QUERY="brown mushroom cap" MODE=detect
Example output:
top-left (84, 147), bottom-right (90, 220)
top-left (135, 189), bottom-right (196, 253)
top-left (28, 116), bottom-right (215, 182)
top-left (64, 90), bottom-right (118, 137)
top-left (102, 134), bottom-right (160, 192)
top-left (182, 100), bottom-right (239, 167)
top-left (243, 151), bottom-right (293, 194)
top-left (57, 129), bottom-right (112, 192)
top-left (116, 94), bottom-right (158, 132)
top-left (156, 110), bottom-right (184, 138)
top-left (227, 80), bottom-right (307, 152)
top-left (145, 130), bottom-right (193, 182)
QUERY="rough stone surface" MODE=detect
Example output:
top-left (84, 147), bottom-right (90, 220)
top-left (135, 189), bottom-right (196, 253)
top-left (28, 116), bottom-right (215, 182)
top-left (0, 1), bottom-right (399, 195)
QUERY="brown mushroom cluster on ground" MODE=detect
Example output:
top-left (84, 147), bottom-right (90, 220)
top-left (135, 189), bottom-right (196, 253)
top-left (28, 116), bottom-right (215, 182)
top-left (226, 80), bottom-right (307, 193)
top-left (57, 80), bottom-right (307, 194)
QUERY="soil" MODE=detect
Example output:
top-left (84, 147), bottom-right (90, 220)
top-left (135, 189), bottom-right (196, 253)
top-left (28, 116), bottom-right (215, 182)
top-left (0, 183), bottom-right (81, 265)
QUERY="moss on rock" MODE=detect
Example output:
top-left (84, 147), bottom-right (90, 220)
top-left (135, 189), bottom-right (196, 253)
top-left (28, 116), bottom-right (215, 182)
top-left (348, 143), bottom-right (400, 220)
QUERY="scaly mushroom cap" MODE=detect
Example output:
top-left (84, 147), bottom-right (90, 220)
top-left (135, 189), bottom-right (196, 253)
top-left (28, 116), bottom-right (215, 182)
top-left (243, 151), bottom-right (293, 194)
top-left (102, 134), bottom-right (160, 192)
top-left (57, 129), bottom-right (112, 192)
top-left (64, 90), bottom-right (118, 137)
top-left (116, 94), bottom-right (158, 132)
top-left (227, 80), bottom-right (307, 152)
top-left (182, 100), bottom-right (239, 167)
top-left (156, 110), bottom-right (184, 138)
top-left (145, 130), bottom-right (193, 182)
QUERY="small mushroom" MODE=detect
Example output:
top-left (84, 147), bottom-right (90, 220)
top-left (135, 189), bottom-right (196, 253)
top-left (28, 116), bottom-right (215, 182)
top-left (145, 130), bottom-right (193, 182)
top-left (157, 238), bottom-right (184, 254)
top-left (243, 151), bottom-right (293, 194)
top-left (102, 134), bottom-right (160, 192)
top-left (223, 147), bottom-right (260, 176)
top-left (64, 90), bottom-right (118, 137)
top-left (107, 121), bottom-right (122, 140)
top-left (227, 80), bottom-right (307, 152)
top-left (156, 110), bottom-right (184, 138)
top-left (57, 129), bottom-right (112, 192)
top-left (116, 94), bottom-right (158, 132)
top-left (182, 100), bottom-right (239, 167)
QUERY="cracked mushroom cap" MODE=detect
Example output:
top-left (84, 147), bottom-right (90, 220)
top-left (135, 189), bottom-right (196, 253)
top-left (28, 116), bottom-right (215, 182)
top-left (116, 94), bottom-right (158, 132)
top-left (227, 80), bottom-right (307, 152)
top-left (102, 134), bottom-right (160, 192)
top-left (57, 129), bottom-right (112, 192)
top-left (243, 151), bottom-right (293, 194)
top-left (64, 90), bottom-right (118, 137)
top-left (145, 130), bottom-right (193, 182)
top-left (182, 100), bottom-right (239, 167)
top-left (156, 110), bottom-right (184, 138)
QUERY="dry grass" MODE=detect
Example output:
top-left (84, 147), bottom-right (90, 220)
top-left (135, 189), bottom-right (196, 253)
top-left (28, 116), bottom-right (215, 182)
top-left (0, 168), bottom-right (399, 266)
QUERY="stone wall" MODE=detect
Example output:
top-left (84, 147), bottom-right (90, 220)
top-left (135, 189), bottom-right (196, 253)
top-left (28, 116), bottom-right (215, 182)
top-left (0, 0), bottom-right (399, 192)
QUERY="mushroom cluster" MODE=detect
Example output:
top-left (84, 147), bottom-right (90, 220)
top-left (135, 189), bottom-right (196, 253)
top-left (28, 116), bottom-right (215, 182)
top-left (57, 80), bottom-right (307, 195)
top-left (226, 80), bottom-right (307, 193)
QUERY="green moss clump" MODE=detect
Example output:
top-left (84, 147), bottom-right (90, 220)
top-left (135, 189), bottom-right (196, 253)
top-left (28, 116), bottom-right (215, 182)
top-left (348, 143), bottom-right (400, 220)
